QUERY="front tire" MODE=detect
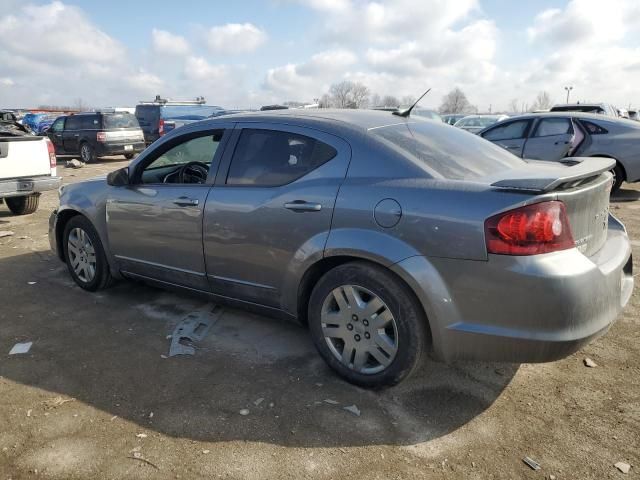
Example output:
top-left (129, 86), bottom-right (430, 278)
top-left (63, 216), bottom-right (113, 291)
top-left (5, 194), bottom-right (39, 215)
top-left (124, 153), bottom-right (135, 160)
top-left (308, 261), bottom-right (428, 388)
top-left (611, 163), bottom-right (624, 192)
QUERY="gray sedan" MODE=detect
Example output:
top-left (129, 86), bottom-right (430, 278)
top-left (479, 112), bottom-right (640, 191)
top-left (48, 110), bottom-right (633, 387)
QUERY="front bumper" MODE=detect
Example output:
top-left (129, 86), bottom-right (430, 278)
top-left (0, 176), bottom-right (61, 198)
top-left (394, 214), bottom-right (634, 363)
top-left (96, 142), bottom-right (145, 157)
top-left (48, 209), bottom-right (59, 258)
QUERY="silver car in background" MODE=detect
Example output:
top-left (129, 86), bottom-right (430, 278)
top-left (454, 114), bottom-right (509, 134)
top-left (49, 110), bottom-right (633, 387)
top-left (479, 112), bottom-right (640, 191)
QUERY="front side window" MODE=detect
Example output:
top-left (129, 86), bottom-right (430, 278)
top-left (534, 118), bottom-right (573, 137)
top-left (51, 118), bottom-right (65, 133)
top-left (483, 120), bottom-right (530, 141)
top-left (140, 131), bottom-right (224, 184)
top-left (226, 129), bottom-right (337, 187)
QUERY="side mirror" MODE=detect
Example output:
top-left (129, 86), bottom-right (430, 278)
top-left (107, 167), bottom-right (130, 186)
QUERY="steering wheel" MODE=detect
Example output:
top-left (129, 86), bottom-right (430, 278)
top-left (178, 161), bottom-right (209, 184)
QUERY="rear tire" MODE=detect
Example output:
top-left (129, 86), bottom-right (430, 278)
top-left (5, 194), bottom-right (39, 215)
top-left (80, 142), bottom-right (96, 163)
top-left (308, 261), bottom-right (428, 388)
top-left (63, 216), bottom-right (113, 291)
top-left (611, 164), bottom-right (624, 192)
top-left (124, 153), bottom-right (135, 160)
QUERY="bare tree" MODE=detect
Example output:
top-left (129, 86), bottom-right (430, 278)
top-left (508, 98), bottom-right (520, 113)
top-left (381, 95), bottom-right (400, 108)
top-left (401, 95), bottom-right (417, 107)
top-left (325, 81), bottom-right (371, 109)
top-left (438, 88), bottom-right (476, 114)
top-left (370, 93), bottom-right (381, 108)
top-left (530, 91), bottom-right (553, 111)
top-left (318, 94), bottom-right (332, 108)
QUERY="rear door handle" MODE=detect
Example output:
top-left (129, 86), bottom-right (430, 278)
top-left (173, 197), bottom-right (199, 207)
top-left (284, 201), bottom-right (322, 212)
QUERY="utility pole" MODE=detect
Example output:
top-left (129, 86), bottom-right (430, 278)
top-left (564, 86), bottom-right (573, 103)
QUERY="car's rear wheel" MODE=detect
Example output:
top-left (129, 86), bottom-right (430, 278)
top-left (80, 142), bottom-right (96, 163)
top-left (63, 216), bottom-right (113, 291)
top-left (124, 153), bottom-right (135, 160)
top-left (308, 261), bottom-right (427, 388)
top-left (611, 163), bottom-right (624, 192)
top-left (5, 194), bottom-right (39, 215)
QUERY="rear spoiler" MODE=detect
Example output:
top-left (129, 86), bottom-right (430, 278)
top-left (490, 157), bottom-right (615, 193)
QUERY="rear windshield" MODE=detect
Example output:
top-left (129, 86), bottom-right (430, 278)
top-left (371, 120), bottom-right (525, 180)
top-left (160, 105), bottom-right (223, 120)
top-left (103, 113), bottom-right (140, 129)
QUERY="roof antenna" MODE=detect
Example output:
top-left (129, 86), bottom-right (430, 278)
top-left (393, 88), bottom-right (432, 118)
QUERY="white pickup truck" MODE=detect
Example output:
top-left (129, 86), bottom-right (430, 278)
top-left (0, 116), bottom-right (61, 215)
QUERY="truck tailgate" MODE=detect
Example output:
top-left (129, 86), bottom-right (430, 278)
top-left (0, 136), bottom-right (51, 179)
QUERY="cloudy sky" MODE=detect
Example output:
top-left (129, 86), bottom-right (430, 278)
top-left (0, 0), bottom-right (639, 111)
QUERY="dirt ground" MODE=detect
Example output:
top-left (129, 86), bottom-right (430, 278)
top-left (0, 158), bottom-right (638, 480)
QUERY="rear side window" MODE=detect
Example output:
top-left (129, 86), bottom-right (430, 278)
top-left (104, 113), bottom-right (139, 129)
top-left (227, 129), bottom-right (337, 187)
top-left (81, 115), bottom-right (99, 129)
top-left (482, 120), bottom-right (530, 141)
top-left (580, 121), bottom-right (608, 135)
top-left (371, 121), bottom-right (525, 180)
top-left (534, 118), bottom-right (573, 137)
top-left (65, 116), bottom-right (81, 130)
top-left (135, 106), bottom-right (159, 125)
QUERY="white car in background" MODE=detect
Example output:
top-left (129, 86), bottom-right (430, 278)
top-left (453, 115), bottom-right (509, 134)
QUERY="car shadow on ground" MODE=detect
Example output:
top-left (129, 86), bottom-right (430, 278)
top-left (0, 252), bottom-right (518, 448)
top-left (611, 187), bottom-right (640, 203)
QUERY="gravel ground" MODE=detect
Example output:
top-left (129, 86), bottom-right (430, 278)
top-left (0, 158), bottom-right (638, 479)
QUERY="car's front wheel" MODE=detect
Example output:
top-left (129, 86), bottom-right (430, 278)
top-left (308, 261), bottom-right (428, 388)
top-left (63, 216), bottom-right (113, 291)
top-left (611, 163), bottom-right (624, 192)
top-left (124, 153), bottom-right (135, 160)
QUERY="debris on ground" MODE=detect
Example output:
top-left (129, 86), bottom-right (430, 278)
top-left (202, 450), bottom-right (210, 454)
top-left (43, 396), bottom-right (75, 409)
top-left (239, 409), bottom-right (250, 416)
top-left (254, 398), bottom-right (264, 406)
top-left (523, 456), bottom-right (541, 471)
top-left (9, 342), bottom-right (32, 355)
top-left (168, 306), bottom-right (222, 357)
top-left (615, 462), bottom-right (631, 474)
top-left (127, 454), bottom-right (159, 469)
top-left (343, 405), bottom-right (361, 416)
top-left (65, 159), bottom-right (85, 169)
top-left (0, 231), bottom-right (14, 238)
top-left (584, 357), bottom-right (598, 368)
top-left (549, 475), bottom-right (557, 480)
top-left (323, 399), bottom-right (339, 405)
top-left (136, 433), bottom-right (148, 439)
top-left (26, 409), bottom-right (32, 417)
top-left (27, 281), bottom-right (37, 285)
top-left (148, 412), bottom-right (154, 419)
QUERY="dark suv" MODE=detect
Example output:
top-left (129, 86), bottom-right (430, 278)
top-left (135, 100), bottom-right (223, 146)
top-left (47, 111), bottom-right (145, 163)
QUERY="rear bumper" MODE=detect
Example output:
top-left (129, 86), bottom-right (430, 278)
top-left (0, 176), bottom-right (61, 198)
top-left (393, 214), bottom-right (634, 363)
top-left (96, 142), bottom-right (145, 156)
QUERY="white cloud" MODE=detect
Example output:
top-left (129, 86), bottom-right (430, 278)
top-left (151, 28), bottom-right (190, 56)
top-left (205, 23), bottom-right (267, 54)
top-left (0, 77), bottom-right (14, 86)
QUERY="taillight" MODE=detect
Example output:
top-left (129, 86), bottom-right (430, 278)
top-left (96, 131), bottom-right (107, 142)
top-left (485, 201), bottom-right (574, 255)
top-left (45, 138), bottom-right (56, 168)
top-left (159, 119), bottom-right (165, 136)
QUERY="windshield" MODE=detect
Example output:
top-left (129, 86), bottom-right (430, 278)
top-left (160, 105), bottom-right (224, 120)
top-left (103, 113), bottom-right (140, 129)
top-left (371, 121), bottom-right (525, 180)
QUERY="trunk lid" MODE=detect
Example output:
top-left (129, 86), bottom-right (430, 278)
top-left (486, 157), bottom-right (614, 257)
top-left (0, 135), bottom-right (51, 179)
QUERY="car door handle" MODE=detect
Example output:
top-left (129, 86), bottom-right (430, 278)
top-left (284, 201), bottom-right (322, 212)
top-left (554, 141), bottom-right (570, 145)
top-left (173, 197), bottom-right (199, 207)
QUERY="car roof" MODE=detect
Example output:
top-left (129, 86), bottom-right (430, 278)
top-left (198, 108), bottom-right (428, 136)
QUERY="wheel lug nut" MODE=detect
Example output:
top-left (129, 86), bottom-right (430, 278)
top-left (352, 315), bottom-right (358, 321)
top-left (354, 334), bottom-right (361, 342)
top-left (365, 332), bottom-right (370, 339)
top-left (363, 319), bottom-right (369, 326)
top-left (347, 324), bottom-right (353, 331)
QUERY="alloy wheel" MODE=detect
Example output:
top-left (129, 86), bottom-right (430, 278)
top-left (67, 227), bottom-right (97, 283)
top-left (321, 285), bottom-right (398, 374)
top-left (81, 144), bottom-right (91, 163)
